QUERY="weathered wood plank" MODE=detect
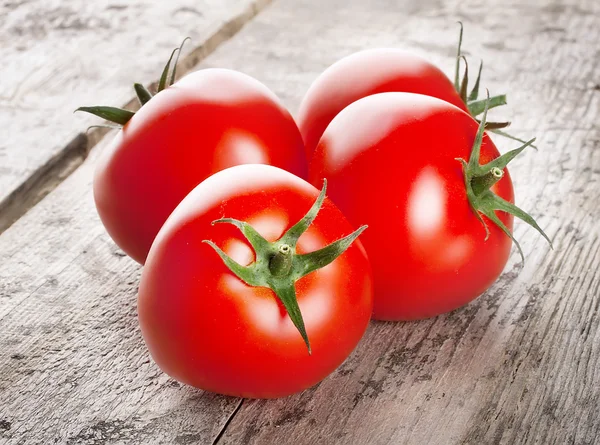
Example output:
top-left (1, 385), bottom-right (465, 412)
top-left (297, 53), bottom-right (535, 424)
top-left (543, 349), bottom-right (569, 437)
top-left (0, 139), bottom-right (244, 445)
top-left (0, 0), bottom-right (273, 234)
top-left (2, 0), bottom-right (600, 444)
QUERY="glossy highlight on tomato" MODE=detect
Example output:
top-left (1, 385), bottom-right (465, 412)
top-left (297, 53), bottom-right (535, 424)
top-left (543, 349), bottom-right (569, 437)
top-left (93, 68), bottom-right (308, 264)
top-left (138, 165), bottom-right (373, 398)
top-left (298, 49), bottom-right (467, 157)
top-left (309, 93), bottom-right (515, 321)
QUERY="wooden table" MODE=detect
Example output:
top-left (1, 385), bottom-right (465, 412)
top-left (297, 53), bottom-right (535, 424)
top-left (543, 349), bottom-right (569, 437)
top-left (1, 0), bottom-right (599, 443)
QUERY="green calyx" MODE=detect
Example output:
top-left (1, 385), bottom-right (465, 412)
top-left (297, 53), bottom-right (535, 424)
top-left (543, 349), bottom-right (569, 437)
top-left (75, 38), bottom-right (190, 125)
top-left (453, 23), bottom-right (535, 147)
top-left (456, 91), bottom-right (553, 263)
top-left (203, 180), bottom-right (367, 355)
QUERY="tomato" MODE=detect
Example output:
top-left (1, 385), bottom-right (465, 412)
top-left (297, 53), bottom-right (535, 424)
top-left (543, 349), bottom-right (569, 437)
top-left (138, 164), bottom-right (373, 398)
top-left (92, 68), bottom-right (307, 264)
top-left (309, 93), bottom-right (549, 320)
top-left (298, 49), bottom-right (467, 157)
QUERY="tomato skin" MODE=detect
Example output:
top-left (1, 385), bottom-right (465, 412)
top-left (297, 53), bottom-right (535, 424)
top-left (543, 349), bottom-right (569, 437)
top-left (309, 93), bottom-right (513, 321)
top-left (138, 165), bottom-right (373, 398)
top-left (94, 69), bottom-right (308, 264)
top-left (298, 49), bottom-right (467, 158)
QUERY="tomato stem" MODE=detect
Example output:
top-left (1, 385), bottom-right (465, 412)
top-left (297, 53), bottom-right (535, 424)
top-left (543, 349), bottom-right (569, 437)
top-left (453, 24), bottom-right (536, 148)
top-left (458, 90), bottom-right (552, 262)
top-left (75, 38), bottom-right (190, 126)
top-left (471, 167), bottom-right (504, 196)
top-left (269, 244), bottom-right (293, 277)
top-left (203, 180), bottom-right (367, 354)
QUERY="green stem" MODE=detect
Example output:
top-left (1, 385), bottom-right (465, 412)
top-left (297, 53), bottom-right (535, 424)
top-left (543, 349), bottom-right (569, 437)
top-left (269, 244), bottom-right (293, 277)
top-left (75, 39), bottom-right (190, 126)
top-left (458, 91), bottom-right (552, 262)
top-left (471, 167), bottom-right (504, 196)
top-left (451, 24), bottom-right (535, 147)
top-left (203, 180), bottom-right (367, 353)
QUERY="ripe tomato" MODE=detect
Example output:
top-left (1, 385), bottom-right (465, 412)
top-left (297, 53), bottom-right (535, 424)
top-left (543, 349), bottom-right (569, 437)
top-left (138, 164), bottom-right (373, 398)
top-left (309, 93), bottom-right (549, 320)
top-left (297, 49), bottom-right (467, 157)
top-left (92, 69), bottom-right (307, 264)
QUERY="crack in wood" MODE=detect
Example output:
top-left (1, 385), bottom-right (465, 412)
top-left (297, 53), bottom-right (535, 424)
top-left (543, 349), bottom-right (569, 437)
top-left (212, 399), bottom-right (245, 445)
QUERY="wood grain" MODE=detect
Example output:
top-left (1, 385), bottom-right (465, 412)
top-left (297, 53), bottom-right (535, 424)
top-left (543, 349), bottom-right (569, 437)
top-left (0, 139), bottom-right (245, 445)
top-left (1, 0), bottom-right (600, 443)
top-left (0, 0), bottom-right (273, 234)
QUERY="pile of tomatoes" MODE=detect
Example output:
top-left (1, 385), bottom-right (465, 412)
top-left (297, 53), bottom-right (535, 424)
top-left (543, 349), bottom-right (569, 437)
top-left (79, 28), bottom-right (551, 398)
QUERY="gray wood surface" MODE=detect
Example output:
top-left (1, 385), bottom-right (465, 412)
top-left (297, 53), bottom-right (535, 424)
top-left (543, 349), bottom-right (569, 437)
top-left (1, 0), bottom-right (599, 444)
top-left (0, 139), bottom-right (244, 445)
top-left (0, 0), bottom-right (272, 233)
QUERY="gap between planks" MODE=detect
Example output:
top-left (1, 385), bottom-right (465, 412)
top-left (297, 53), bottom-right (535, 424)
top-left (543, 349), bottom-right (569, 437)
top-left (213, 399), bottom-right (245, 445)
top-left (0, 0), bottom-right (274, 236)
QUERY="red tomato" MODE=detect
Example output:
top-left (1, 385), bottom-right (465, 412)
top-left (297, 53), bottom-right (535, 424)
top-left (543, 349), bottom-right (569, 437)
top-left (138, 164), bottom-right (373, 398)
top-left (298, 49), bottom-right (467, 157)
top-left (309, 93), bottom-right (515, 320)
top-left (93, 69), bottom-right (307, 264)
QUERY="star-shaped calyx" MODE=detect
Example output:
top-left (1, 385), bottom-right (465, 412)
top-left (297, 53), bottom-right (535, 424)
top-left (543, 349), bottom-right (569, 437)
top-left (456, 91), bottom-right (553, 262)
top-left (203, 181), bottom-right (367, 355)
